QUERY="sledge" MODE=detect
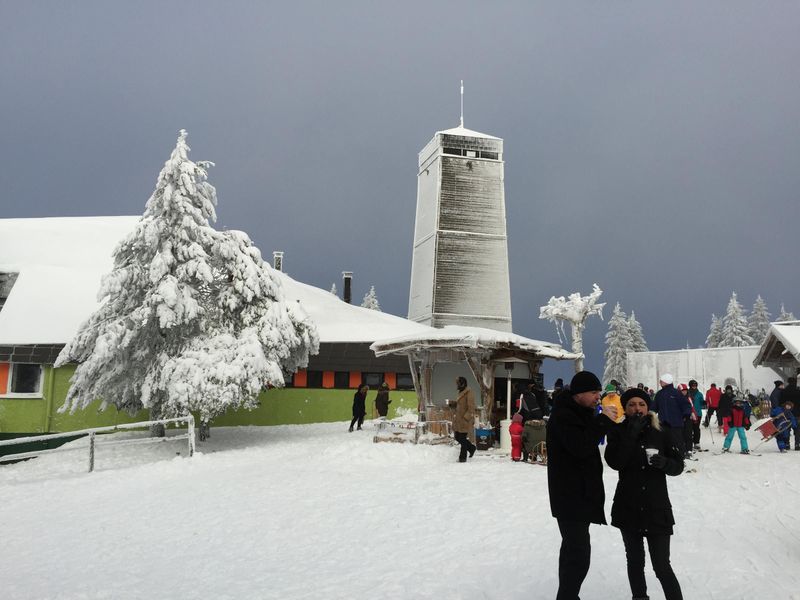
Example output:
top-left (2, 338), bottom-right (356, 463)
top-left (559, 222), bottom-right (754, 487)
top-left (755, 414), bottom-right (791, 441)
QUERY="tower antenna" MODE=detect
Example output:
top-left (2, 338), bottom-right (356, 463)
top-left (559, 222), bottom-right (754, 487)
top-left (460, 80), bottom-right (464, 127)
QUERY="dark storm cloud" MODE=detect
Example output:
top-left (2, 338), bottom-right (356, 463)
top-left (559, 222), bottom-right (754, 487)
top-left (2, 1), bottom-right (798, 383)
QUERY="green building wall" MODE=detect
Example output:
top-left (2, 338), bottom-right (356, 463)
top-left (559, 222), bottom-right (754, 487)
top-left (0, 364), bottom-right (419, 436)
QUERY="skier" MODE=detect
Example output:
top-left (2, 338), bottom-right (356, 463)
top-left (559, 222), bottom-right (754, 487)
top-left (605, 388), bottom-right (684, 600)
top-left (374, 382), bottom-right (391, 418)
top-left (677, 384), bottom-right (695, 457)
top-left (688, 380), bottom-right (704, 450)
top-left (349, 384), bottom-right (369, 432)
top-left (703, 383), bottom-right (721, 429)
top-left (546, 370), bottom-right (617, 600)
top-left (770, 399), bottom-right (797, 453)
top-left (509, 413), bottom-right (524, 461)
top-left (718, 385), bottom-right (736, 435)
top-left (721, 397), bottom-right (751, 454)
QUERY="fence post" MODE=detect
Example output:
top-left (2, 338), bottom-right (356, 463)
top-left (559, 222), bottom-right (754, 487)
top-left (187, 415), bottom-right (196, 458)
top-left (88, 432), bottom-right (96, 473)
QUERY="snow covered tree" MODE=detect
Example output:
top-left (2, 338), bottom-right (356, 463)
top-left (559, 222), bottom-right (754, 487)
top-left (361, 285), bottom-right (381, 311)
top-left (56, 130), bottom-right (319, 424)
top-left (330, 283), bottom-right (338, 297)
top-left (719, 292), bottom-right (754, 347)
top-left (627, 311), bottom-right (648, 353)
top-left (539, 283), bottom-right (605, 372)
top-left (747, 295), bottom-right (771, 345)
top-left (777, 303), bottom-right (796, 322)
top-left (706, 313), bottom-right (723, 348)
top-left (603, 303), bottom-right (631, 387)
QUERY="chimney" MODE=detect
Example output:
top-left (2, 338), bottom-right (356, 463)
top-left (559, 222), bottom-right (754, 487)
top-left (273, 251), bottom-right (284, 272)
top-left (342, 271), bottom-right (353, 304)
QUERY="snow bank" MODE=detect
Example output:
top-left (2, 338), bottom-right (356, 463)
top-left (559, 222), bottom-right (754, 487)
top-left (1, 423), bottom-right (799, 599)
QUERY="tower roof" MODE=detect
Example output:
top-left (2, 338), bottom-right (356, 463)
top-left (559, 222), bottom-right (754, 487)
top-left (436, 125), bottom-right (501, 141)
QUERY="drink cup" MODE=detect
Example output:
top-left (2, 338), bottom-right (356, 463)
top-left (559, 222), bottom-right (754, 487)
top-left (645, 448), bottom-right (658, 463)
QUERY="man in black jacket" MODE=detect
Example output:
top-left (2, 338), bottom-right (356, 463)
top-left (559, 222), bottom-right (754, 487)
top-left (547, 370), bottom-right (618, 600)
top-left (782, 376), bottom-right (800, 449)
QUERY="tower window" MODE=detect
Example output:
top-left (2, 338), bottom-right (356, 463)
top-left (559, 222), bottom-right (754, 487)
top-left (479, 151), bottom-right (498, 160)
top-left (442, 147), bottom-right (464, 156)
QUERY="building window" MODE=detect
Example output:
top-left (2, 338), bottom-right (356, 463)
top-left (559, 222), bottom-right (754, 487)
top-left (334, 371), bottom-right (350, 389)
top-left (6, 363), bottom-right (43, 397)
top-left (442, 147), bottom-right (464, 156)
top-left (479, 151), bottom-right (498, 160)
top-left (396, 373), bottom-right (415, 390)
top-left (363, 372), bottom-right (384, 388)
top-left (306, 370), bottom-right (323, 388)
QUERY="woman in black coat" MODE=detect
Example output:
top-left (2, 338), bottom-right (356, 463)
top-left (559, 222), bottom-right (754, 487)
top-left (349, 384), bottom-right (369, 432)
top-left (605, 388), bottom-right (684, 600)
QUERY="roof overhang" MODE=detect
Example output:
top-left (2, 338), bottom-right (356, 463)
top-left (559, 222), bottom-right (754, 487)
top-left (370, 325), bottom-right (580, 362)
top-left (753, 321), bottom-right (800, 369)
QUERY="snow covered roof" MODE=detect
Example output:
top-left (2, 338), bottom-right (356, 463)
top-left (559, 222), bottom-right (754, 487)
top-left (0, 216), bottom-right (432, 346)
top-left (753, 321), bottom-right (800, 369)
top-left (436, 125), bottom-right (501, 140)
top-left (370, 325), bottom-right (579, 361)
top-left (0, 216), bottom-right (141, 345)
top-left (276, 274), bottom-right (432, 343)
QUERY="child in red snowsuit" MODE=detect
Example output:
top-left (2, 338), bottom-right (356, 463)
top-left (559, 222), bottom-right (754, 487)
top-left (510, 413), bottom-right (524, 461)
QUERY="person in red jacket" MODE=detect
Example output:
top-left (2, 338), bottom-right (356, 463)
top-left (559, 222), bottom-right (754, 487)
top-left (509, 413), bottom-right (524, 461)
top-left (703, 383), bottom-right (722, 430)
top-left (722, 398), bottom-right (751, 454)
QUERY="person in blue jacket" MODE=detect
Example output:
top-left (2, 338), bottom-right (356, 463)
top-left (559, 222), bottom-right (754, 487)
top-left (771, 399), bottom-right (797, 453)
top-left (770, 380), bottom-right (784, 409)
top-left (652, 374), bottom-right (692, 457)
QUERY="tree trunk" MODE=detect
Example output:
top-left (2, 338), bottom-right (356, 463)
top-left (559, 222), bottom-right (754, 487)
top-left (571, 322), bottom-right (584, 372)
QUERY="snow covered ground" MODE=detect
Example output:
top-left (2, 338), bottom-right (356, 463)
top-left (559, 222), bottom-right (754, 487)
top-left (2, 422), bottom-right (800, 600)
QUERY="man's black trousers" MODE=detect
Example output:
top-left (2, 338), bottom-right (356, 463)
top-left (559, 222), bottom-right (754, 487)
top-left (453, 431), bottom-right (475, 461)
top-left (556, 519), bottom-right (591, 600)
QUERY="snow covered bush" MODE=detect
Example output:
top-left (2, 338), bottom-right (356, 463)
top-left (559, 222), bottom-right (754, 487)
top-left (719, 292), bottom-right (754, 347)
top-left (603, 303), bottom-right (631, 387)
top-left (706, 313), bottom-right (723, 348)
top-left (747, 295), bottom-right (771, 345)
top-left (777, 303), bottom-right (796, 322)
top-left (361, 285), bottom-right (381, 311)
top-left (627, 311), bottom-right (648, 353)
top-left (56, 130), bottom-right (319, 423)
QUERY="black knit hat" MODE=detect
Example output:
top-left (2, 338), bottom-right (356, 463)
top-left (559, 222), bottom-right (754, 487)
top-left (621, 388), bottom-right (651, 408)
top-left (570, 371), bottom-right (602, 394)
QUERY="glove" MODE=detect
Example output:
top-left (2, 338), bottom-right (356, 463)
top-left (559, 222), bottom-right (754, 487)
top-left (745, 422), bottom-right (750, 430)
top-left (627, 415), bottom-right (647, 438)
top-left (649, 454), bottom-right (667, 470)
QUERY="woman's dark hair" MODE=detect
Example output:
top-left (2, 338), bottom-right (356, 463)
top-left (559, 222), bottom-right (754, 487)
top-left (456, 376), bottom-right (468, 388)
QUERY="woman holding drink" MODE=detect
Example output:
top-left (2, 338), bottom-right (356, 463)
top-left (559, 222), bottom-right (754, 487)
top-left (605, 388), bottom-right (685, 600)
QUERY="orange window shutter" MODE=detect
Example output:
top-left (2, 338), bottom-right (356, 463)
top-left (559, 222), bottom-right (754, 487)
top-left (384, 372), bottom-right (397, 390)
top-left (349, 371), bottom-right (362, 388)
top-left (294, 369), bottom-right (308, 388)
top-left (322, 371), bottom-right (335, 389)
top-left (0, 363), bottom-right (8, 394)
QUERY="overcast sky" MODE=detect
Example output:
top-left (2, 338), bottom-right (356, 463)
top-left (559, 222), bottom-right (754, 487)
top-left (2, 1), bottom-right (798, 384)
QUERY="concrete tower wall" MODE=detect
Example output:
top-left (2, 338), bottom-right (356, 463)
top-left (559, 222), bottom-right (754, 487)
top-left (408, 128), bottom-right (512, 332)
